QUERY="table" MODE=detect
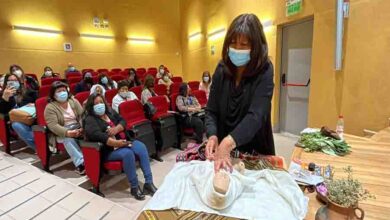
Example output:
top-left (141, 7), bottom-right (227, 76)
top-left (291, 134), bottom-right (390, 220)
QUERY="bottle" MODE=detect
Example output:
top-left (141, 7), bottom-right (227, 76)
top-left (336, 115), bottom-right (344, 140)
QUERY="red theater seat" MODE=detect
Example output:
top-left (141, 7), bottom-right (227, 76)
top-left (67, 76), bottom-right (82, 85)
top-left (111, 75), bottom-right (125, 82)
top-left (192, 90), bottom-right (208, 108)
top-left (41, 77), bottom-right (61, 86)
top-left (105, 89), bottom-right (117, 106)
top-left (74, 91), bottom-right (90, 104)
top-left (188, 81), bottom-right (200, 91)
top-left (38, 85), bottom-right (51, 98)
top-left (130, 86), bottom-right (142, 100)
top-left (170, 82), bottom-right (181, 95)
top-left (154, 84), bottom-right (167, 96)
top-left (66, 72), bottom-right (82, 80)
top-left (171, 76), bottom-right (183, 83)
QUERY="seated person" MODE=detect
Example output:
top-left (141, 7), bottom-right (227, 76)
top-left (124, 68), bottom-right (141, 88)
top-left (112, 80), bottom-right (138, 113)
top-left (9, 65), bottom-right (39, 91)
top-left (75, 72), bottom-right (93, 94)
top-left (156, 65), bottom-right (172, 79)
top-left (199, 71), bottom-right (212, 99)
top-left (44, 81), bottom-right (85, 175)
top-left (176, 83), bottom-right (204, 144)
top-left (141, 75), bottom-right (157, 105)
top-left (0, 74), bottom-right (4, 92)
top-left (98, 73), bottom-right (117, 90)
top-left (84, 93), bottom-right (157, 200)
top-left (0, 73), bottom-right (38, 150)
top-left (82, 84), bottom-right (106, 106)
top-left (64, 63), bottom-right (78, 77)
top-left (41, 66), bottom-right (59, 79)
top-left (158, 72), bottom-right (173, 94)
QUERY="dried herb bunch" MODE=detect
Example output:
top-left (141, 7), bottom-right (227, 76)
top-left (326, 166), bottom-right (375, 207)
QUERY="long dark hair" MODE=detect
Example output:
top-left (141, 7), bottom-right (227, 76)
top-left (179, 83), bottom-right (188, 97)
top-left (143, 74), bottom-right (155, 90)
top-left (84, 93), bottom-right (110, 117)
top-left (128, 68), bottom-right (141, 86)
top-left (48, 81), bottom-right (70, 102)
top-left (98, 73), bottom-right (114, 88)
top-left (222, 14), bottom-right (269, 77)
top-left (3, 73), bottom-right (25, 98)
top-left (202, 71), bottom-right (211, 84)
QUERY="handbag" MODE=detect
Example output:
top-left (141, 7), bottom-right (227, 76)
top-left (144, 102), bottom-right (157, 119)
top-left (9, 105), bottom-right (36, 126)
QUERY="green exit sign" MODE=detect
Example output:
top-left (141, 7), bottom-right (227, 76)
top-left (286, 0), bottom-right (303, 17)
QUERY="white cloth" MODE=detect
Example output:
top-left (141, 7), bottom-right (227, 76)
top-left (90, 84), bottom-right (106, 96)
top-left (144, 161), bottom-right (308, 220)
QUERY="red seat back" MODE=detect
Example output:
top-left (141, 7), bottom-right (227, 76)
top-left (170, 93), bottom-right (179, 111)
top-left (192, 90), bottom-right (208, 108)
top-left (66, 72), bottom-right (82, 79)
top-left (170, 82), bottom-right (181, 95)
top-left (188, 81), bottom-right (200, 91)
top-left (82, 69), bottom-right (94, 74)
top-left (105, 89), bottom-right (117, 105)
top-left (38, 85), bottom-right (51, 98)
top-left (118, 100), bottom-right (147, 126)
top-left (41, 77), bottom-right (61, 86)
top-left (154, 84), bottom-right (167, 96)
top-left (67, 76), bottom-right (82, 85)
top-left (171, 76), bottom-right (183, 83)
top-left (136, 68), bottom-right (146, 79)
top-left (97, 69), bottom-right (109, 74)
top-left (35, 97), bottom-right (48, 126)
top-left (120, 71), bottom-right (128, 78)
top-left (147, 67), bottom-right (157, 74)
top-left (130, 86), bottom-right (142, 100)
top-left (148, 96), bottom-right (169, 120)
top-left (92, 76), bottom-right (99, 84)
top-left (70, 83), bottom-right (77, 95)
top-left (111, 68), bottom-right (122, 73)
top-left (111, 75), bottom-right (125, 82)
top-left (75, 91), bottom-right (90, 104)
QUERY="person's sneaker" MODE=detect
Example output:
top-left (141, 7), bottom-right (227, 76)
top-left (75, 164), bottom-right (86, 175)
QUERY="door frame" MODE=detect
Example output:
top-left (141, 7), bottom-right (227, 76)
top-left (273, 16), bottom-right (314, 133)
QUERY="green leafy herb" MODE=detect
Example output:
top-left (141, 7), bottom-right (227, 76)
top-left (298, 132), bottom-right (351, 156)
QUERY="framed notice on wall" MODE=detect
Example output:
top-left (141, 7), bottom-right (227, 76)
top-left (64, 43), bottom-right (72, 52)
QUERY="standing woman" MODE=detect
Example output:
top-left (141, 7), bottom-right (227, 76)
top-left (205, 14), bottom-right (275, 172)
top-left (199, 71), bottom-right (212, 99)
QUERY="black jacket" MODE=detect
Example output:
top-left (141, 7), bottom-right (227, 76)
top-left (0, 89), bottom-right (38, 114)
top-left (205, 61), bottom-right (275, 155)
top-left (84, 109), bottom-right (129, 155)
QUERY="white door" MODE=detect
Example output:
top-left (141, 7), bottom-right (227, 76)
top-left (279, 19), bottom-right (313, 135)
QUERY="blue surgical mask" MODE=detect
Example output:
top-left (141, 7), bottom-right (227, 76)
top-left (228, 47), bottom-right (251, 67)
top-left (101, 77), bottom-right (108, 84)
top-left (7, 81), bottom-right (20, 90)
top-left (93, 103), bottom-right (106, 116)
top-left (55, 91), bottom-right (68, 103)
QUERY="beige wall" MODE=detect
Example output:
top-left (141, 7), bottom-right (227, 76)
top-left (180, 0), bottom-right (390, 136)
top-left (0, 0), bottom-right (183, 78)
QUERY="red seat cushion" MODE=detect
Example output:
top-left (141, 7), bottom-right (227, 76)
top-left (104, 161), bottom-right (123, 170)
top-left (126, 118), bottom-right (150, 130)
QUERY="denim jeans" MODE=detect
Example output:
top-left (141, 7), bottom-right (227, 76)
top-left (63, 138), bottom-right (84, 167)
top-left (105, 140), bottom-right (153, 188)
top-left (11, 122), bottom-right (36, 150)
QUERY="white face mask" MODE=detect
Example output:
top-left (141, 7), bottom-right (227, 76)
top-left (203, 76), bottom-right (210, 82)
top-left (159, 69), bottom-right (164, 74)
top-left (120, 91), bottom-right (129, 99)
top-left (13, 70), bottom-right (23, 78)
top-left (44, 71), bottom-right (52, 76)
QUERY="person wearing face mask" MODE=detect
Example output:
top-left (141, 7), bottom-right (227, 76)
top-left (176, 83), bottom-right (204, 144)
top-left (41, 66), bottom-right (59, 79)
top-left (157, 72), bottom-right (173, 94)
top-left (64, 63), bottom-right (78, 77)
top-left (124, 68), bottom-right (141, 88)
top-left (9, 65), bottom-right (39, 91)
top-left (44, 81), bottom-right (86, 175)
top-left (0, 73), bottom-right (38, 150)
top-left (205, 14), bottom-right (275, 173)
top-left (98, 73), bottom-right (117, 90)
top-left (75, 72), bottom-right (94, 94)
top-left (84, 93), bottom-right (157, 200)
top-left (141, 75), bottom-right (157, 105)
top-left (156, 65), bottom-right (173, 79)
top-left (112, 80), bottom-right (138, 113)
top-left (199, 71), bottom-right (212, 99)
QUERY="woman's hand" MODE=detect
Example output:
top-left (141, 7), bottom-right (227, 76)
top-left (2, 86), bottom-right (16, 101)
top-left (66, 130), bottom-right (79, 138)
top-left (205, 135), bottom-right (218, 160)
top-left (213, 136), bottom-right (235, 173)
top-left (107, 127), bottom-right (118, 136)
